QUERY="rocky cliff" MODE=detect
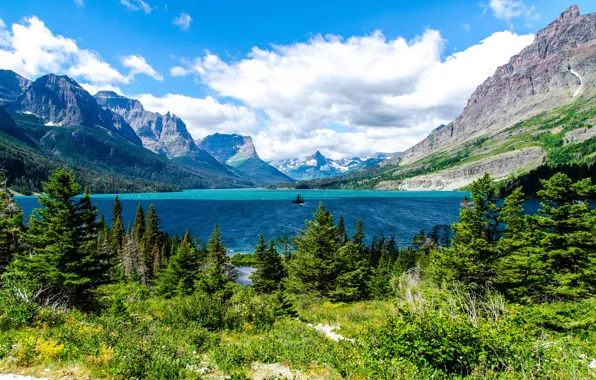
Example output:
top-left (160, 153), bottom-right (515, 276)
top-left (0, 70), bottom-right (31, 105)
top-left (398, 5), bottom-right (596, 166)
top-left (95, 91), bottom-right (234, 177)
top-left (7, 74), bottom-right (142, 146)
top-left (199, 134), bottom-right (293, 185)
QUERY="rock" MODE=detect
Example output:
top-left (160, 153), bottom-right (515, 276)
top-left (306, 323), bottom-right (355, 342)
top-left (398, 5), bottom-right (596, 166)
top-left (200, 133), bottom-right (293, 185)
top-left (7, 74), bottom-right (142, 146)
top-left (0, 70), bottom-right (31, 105)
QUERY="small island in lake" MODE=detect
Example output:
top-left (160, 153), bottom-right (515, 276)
top-left (292, 194), bottom-right (305, 204)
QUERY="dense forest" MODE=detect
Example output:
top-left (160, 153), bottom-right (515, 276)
top-left (0, 169), bottom-right (595, 378)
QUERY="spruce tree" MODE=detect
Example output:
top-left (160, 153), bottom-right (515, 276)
top-left (0, 171), bottom-right (24, 275)
top-left (154, 238), bottom-right (202, 297)
top-left (353, 219), bottom-right (365, 249)
top-left (133, 203), bottom-right (145, 244)
top-left (112, 195), bottom-right (123, 224)
top-left (285, 202), bottom-right (338, 298)
top-left (5, 170), bottom-right (104, 305)
top-left (336, 216), bottom-right (348, 247)
top-left (199, 224), bottom-right (237, 295)
top-left (142, 204), bottom-right (162, 277)
top-left (250, 235), bottom-right (286, 294)
top-left (431, 174), bottom-right (501, 289)
top-left (330, 241), bottom-right (367, 302)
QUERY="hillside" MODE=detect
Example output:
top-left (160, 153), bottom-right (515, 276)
top-left (283, 6), bottom-right (596, 191)
top-left (0, 107), bottom-right (249, 194)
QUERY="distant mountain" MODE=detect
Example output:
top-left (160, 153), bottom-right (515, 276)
top-left (5, 73), bottom-right (142, 146)
top-left (94, 91), bottom-right (234, 178)
top-left (199, 133), bottom-right (293, 185)
top-left (269, 151), bottom-right (400, 181)
top-left (0, 70), bottom-right (31, 105)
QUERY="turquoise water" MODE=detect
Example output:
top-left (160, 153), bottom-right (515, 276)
top-left (16, 189), bottom-right (472, 252)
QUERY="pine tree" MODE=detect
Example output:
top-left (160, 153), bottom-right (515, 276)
top-left (111, 216), bottom-right (125, 268)
top-left (330, 241), bottom-right (367, 302)
top-left (112, 195), bottom-right (123, 224)
top-left (285, 202), bottom-right (338, 298)
top-left (336, 216), bottom-right (348, 247)
top-left (250, 235), bottom-right (286, 294)
top-left (154, 238), bottom-right (202, 297)
top-left (0, 171), bottom-right (24, 275)
top-left (353, 219), bottom-right (365, 249)
top-left (133, 203), bottom-right (145, 244)
top-left (5, 170), bottom-right (104, 305)
top-left (431, 174), bottom-right (501, 290)
top-left (199, 224), bottom-right (237, 295)
top-left (142, 204), bottom-right (162, 278)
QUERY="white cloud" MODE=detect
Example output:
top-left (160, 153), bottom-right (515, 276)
top-left (120, 0), bottom-right (153, 14)
top-left (121, 55), bottom-right (163, 81)
top-left (171, 29), bottom-right (534, 160)
top-left (462, 24), bottom-right (471, 32)
top-left (487, 0), bottom-right (539, 23)
top-left (136, 93), bottom-right (259, 138)
top-left (80, 83), bottom-right (123, 95)
top-left (173, 13), bottom-right (192, 31)
top-left (74, 0), bottom-right (84, 7)
top-left (0, 16), bottom-right (162, 90)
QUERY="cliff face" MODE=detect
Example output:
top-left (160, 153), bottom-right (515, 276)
top-left (398, 5), bottom-right (596, 165)
top-left (199, 133), bottom-right (294, 185)
top-left (0, 70), bottom-right (31, 105)
top-left (8, 75), bottom-right (142, 146)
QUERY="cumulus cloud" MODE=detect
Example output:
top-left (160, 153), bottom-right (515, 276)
top-left (120, 0), bottom-right (153, 14)
top-left (74, 0), bottom-right (84, 7)
top-left (136, 93), bottom-right (259, 138)
top-left (171, 29), bottom-right (534, 160)
top-left (80, 83), bottom-right (123, 96)
top-left (173, 13), bottom-right (192, 31)
top-left (121, 55), bottom-right (163, 81)
top-left (0, 16), bottom-right (162, 89)
top-left (487, 0), bottom-right (539, 23)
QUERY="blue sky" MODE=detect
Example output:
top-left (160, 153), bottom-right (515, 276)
top-left (0, 0), bottom-right (594, 159)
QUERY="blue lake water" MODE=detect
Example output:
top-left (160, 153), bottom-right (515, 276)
top-left (14, 189), bottom-right (519, 253)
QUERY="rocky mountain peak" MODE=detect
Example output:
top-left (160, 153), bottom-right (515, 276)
top-left (0, 70), bottom-right (32, 105)
top-left (399, 5), bottom-right (596, 166)
top-left (199, 133), bottom-right (259, 163)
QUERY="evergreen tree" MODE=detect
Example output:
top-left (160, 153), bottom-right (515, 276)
top-left (336, 216), bottom-right (348, 246)
top-left (199, 224), bottom-right (237, 295)
top-left (111, 216), bottom-right (125, 268)
top-left (353, 219), bottom-right (365, 248)
top-left (431, 174), bottom-right (501, 289)
top-left (142, 204), bottom-right (162, 277)
top-left (112, 195), bottom-right (123, 224)
top-left (528, 174), bottom-right (595, 300)
top-left (330, 241), bottom-right (367, 302)
top-left (5, 170), bottom-right (104, 305)
top-left (285, 202), bottom-right (339, 298)
top-left (154, 238), bottom-right (202, 297)
top-left (367, 258), bottom-right (394, 299)
top-left (250, 235), bottom-right (286, 294)
top-left (0, 171), bottom-right (24, 275)
top-left (133, 203), bottom-right (145, 244)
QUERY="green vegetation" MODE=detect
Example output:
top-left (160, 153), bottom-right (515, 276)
top-left (0, 108), bottom-right (250, 194)
top-left (0, 169), bottom-right (595, 378)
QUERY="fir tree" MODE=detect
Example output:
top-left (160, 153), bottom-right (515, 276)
top-left (250, 235), bottom-right (286, 294)
top-left (133, 203), bottom-right (145, 244)
top-left (199, 224), bottom-right (237, 295)
top-left (285, 202), bottom-right (338, 298)
top-left (142, 204), bottom-right (162, 277)
top-left (336, 216), bottom-right (348, 247)
top-left (330, 241), bottom-right (367, 302)
top-left (154, 238), bottom-right (202, 297)
top-left (5, 170), bottom-right (104, 305)
top-left (0, 171), bottom-right (24, 275)
top-left (353, 219), bottom-right (365, 250)
top-left (112, 195), bottom-right (123, 224)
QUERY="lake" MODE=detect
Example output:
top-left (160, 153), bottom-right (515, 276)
top-left (15, 189), bottom-right (475, 252)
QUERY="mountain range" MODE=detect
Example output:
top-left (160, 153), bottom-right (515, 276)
top-left (269, 151), bottom-right (400, 181)
top-left (0, 70), bottom-right (292, 193)
top-left (281, 5), bottom-right (596, 191)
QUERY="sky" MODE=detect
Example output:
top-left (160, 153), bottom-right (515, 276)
top-left (0, 0), bottom-right (594, 160)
